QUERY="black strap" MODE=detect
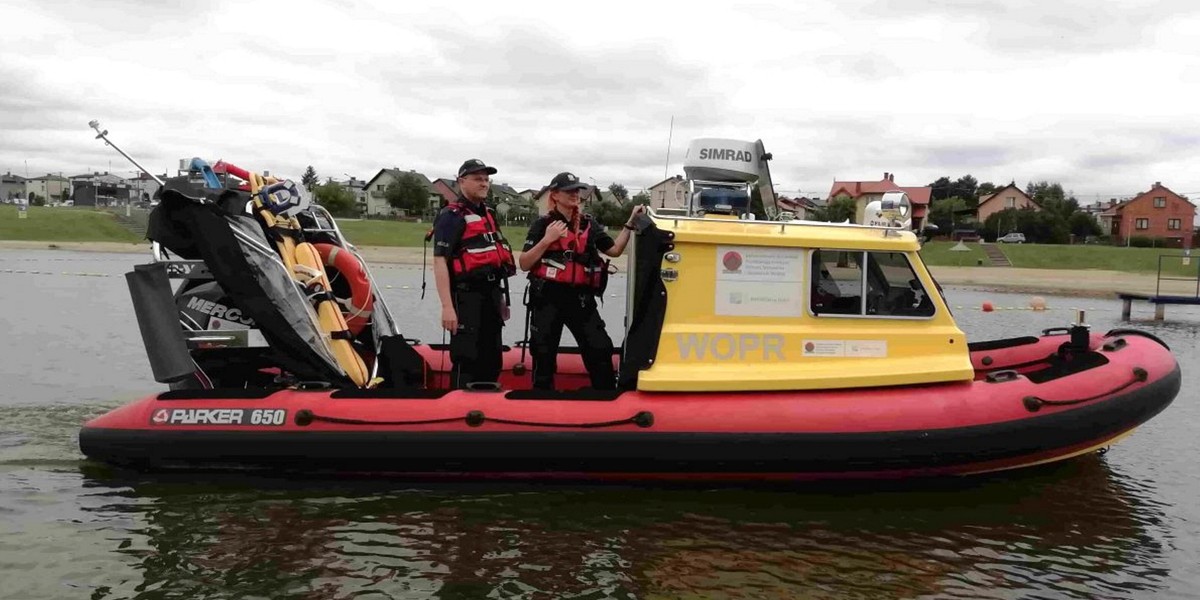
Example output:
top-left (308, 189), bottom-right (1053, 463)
top-left (311, 290), bottom-right (339, 304)
top-left (270, 225), bottom-right (302, 242)
top-left (421, 236), bottom-right (430, 300)
top-left (294, 409), bottom-right (653, 429)
top-left (1023, 367), bottom-right (1148, 411)
top-left (519, 284), bottom-right (532, 366)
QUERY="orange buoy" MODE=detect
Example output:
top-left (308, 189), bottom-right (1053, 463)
top-left (982, 301), bottom-right (994, 312)
top-left (314, 243), bottom-right (375, 336)
top-left (1029, 296), bottom-right (1047, 311)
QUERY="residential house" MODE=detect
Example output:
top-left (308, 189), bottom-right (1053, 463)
top-left (512, 188), bottom-right (538, 217)
top-left (1078, 200), bottom-right (1112, 220)
top-left (976, 183), bottom-right (1039, 223)
top-left (127, 172), bottom-right (163, 204)
top-left (776, 195), bottom-right (819, 220)
top-left (70, 172), bottom-right (132, 206)
top-left (1098, 182), bottom-right (1195, 247)
top-left (827, 173), bottom-right (932, 230)
top-left (487, 182), bottom-right (520, 223)
top-left (491, 183), bottom-right (520, 204)
top-left (648, 175), bottom-right (689, 210)
top-left (430, 178), bottom-right (458, 205)
top-left (24, 174), bottom-right (70, 203)
top-left (337, 176), bottom-right (368, 214)
top-left (360, 168), bottom-right (441, 218)
top-left (1, 172), bottom-right (26, 202)
top-left (598, 190), bottom-right (623, 205)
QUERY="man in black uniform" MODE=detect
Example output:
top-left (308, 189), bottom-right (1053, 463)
top-left (431, 159), bottom-right (516, 388)
top-left (519, 172), bottom-right (644, 389)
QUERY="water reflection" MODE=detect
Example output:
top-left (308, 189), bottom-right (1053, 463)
top-left (77, 457), bottom-right (1170, 600)
top-left (3, 250), bottom-right (1191, 599)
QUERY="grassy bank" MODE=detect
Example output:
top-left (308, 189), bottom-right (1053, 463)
top-left (998, 243), bottom-right (1197, 275)
top-left (5, 207), bottom-right (1194, 278)
top-left (337, 220), bottom-right (431, 247)
top-left (916, 241), bottom-right (990, 267)
top-left (0, 206), bottom-right (142, 243)
top-left (919, 241), bottom-right (1198, 276)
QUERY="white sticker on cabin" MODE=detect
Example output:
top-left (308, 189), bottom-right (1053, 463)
top-left (714, 246), bottom-right (804, 317)
top-left (846, 340), bottom-right (888, 357)
top-left (802, 339), bottom-right (888, 358)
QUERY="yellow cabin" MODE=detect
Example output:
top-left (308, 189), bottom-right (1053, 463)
top-left (617, 138), bottom-right (972, 392)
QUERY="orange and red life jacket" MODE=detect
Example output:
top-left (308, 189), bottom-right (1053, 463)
top-left (445, 202), bottom-right (516, 283)
top-left (530, 216), bottom-right (606, 291)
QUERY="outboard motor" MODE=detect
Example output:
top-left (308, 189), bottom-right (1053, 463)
top-left (176, 282), bottom-right (256, 332)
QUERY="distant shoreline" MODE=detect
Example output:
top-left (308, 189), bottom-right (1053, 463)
top-left (0, 240), bottom-right (1170, 298)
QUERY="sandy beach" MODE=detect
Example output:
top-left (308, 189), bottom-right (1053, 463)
top-left (0, 239), bottom-right (1181, 298)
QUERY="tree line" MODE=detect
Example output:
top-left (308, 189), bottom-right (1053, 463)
top-left (925, 176), bottom-right (1101, 243)
top-left (803, 174), bottom-right (1104, 244)
top-left (303, 165), bottom-right (1107, 244)
top-left (301, 165), bottom-right (653, 229)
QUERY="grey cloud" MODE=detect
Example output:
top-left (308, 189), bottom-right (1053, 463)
top-left (913, 143), bottom-right (1012, 168)
top-left (841, 0), bottom-right (1194, 54)
top-left (1160, 132), bottom-right (1200, 151)
top-left (332, 25), bottom-right (733, 187)
top-left (1078, 152), bottom-right (1143, 170)
top-left (368, 25), bottom-right (722, 122)
top-left (816, 52), bottom-right (902, 80)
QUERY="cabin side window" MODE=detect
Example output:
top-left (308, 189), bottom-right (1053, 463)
top-left (810, 250), bottom-right (865, 315)
top-left (810, 250), bottom-right (934, 318)
top-left (865, 252), bottom-right (935, 317)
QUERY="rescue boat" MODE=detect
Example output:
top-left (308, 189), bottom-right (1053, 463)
top-left (79, 139), bottom-right (1181, 480)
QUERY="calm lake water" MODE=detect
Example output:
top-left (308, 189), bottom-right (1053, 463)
top-left (1, 248), bottom-right (1198, 600)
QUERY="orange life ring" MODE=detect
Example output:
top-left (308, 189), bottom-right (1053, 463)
top-left (314, 243), bottom-right (375, 336)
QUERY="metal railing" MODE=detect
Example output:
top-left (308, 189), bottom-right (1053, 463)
top-left (1156, 253), bottom-right (1200, 297)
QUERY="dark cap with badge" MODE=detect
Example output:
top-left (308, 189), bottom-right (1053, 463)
top-left (458, 159), bottom-right (497, 177)
top-left (548, 172), bottom-right (589, 191)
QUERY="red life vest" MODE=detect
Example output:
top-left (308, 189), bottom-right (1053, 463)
top-left (530, 216), bottom-right (605, 291)
top-left (445, 202), bottom-right (516, 283)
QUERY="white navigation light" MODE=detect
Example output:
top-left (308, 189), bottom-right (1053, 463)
top-left (865, 191), bottom-right (913, 229)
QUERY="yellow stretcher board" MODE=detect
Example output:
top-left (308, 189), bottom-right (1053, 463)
top-left (247, 172), bottom-right (370, 387)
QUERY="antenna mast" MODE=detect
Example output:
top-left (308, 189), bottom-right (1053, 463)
top-left (88, 120), bottom-right (163, 186)
top-left (663, 115), bottom-right (674, 180)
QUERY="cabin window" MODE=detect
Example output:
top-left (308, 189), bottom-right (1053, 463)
top-left (865, 252), bottom-right (936, 317)
top-left (1136, 218), bottom-right (1150, 230)
top-left (810, 250), bottom-right (934, 318)
top-left (810, 250), bottom-right (864, 315)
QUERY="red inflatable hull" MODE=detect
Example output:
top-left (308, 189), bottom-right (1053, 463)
top-left (79, 330), bottom-right (1180, 480)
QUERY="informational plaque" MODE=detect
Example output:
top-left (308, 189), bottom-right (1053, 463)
top-left (714, 245), bottom-right (804, 317)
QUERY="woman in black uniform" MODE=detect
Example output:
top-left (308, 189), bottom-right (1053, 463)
top-left (519, 172), bottom-right (645, 390)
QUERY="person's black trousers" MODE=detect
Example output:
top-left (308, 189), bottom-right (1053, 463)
top-left (450, 286), bottom-right (504, 388)
top-left (529, 285), bottom-right (615, 390)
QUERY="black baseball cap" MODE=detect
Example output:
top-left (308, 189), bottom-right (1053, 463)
top-left (457, 159), bottom-right (497, 177)
top-left (549, 171), bottom-right (589, 191)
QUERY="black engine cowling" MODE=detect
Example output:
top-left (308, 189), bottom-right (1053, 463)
top-left (176, 282), bottom-right (256, 331)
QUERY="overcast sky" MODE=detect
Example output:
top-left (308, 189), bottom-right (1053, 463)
top-left (4, 0), bottom-right (1200, 207)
